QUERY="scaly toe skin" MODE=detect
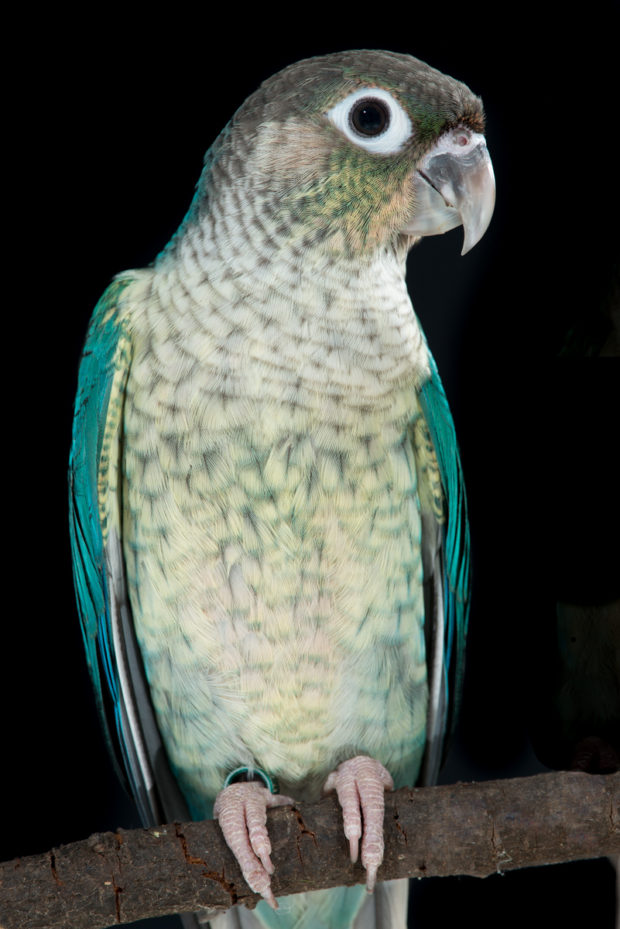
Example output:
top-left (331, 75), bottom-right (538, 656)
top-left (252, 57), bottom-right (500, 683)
top-left (323, 755), bottom-right (394, 892)
top-left (214, 781), bottom-right (295, 908)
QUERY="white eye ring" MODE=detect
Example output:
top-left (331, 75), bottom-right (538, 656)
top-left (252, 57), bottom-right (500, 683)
top-left (326, 87), bottom-right (412, 155)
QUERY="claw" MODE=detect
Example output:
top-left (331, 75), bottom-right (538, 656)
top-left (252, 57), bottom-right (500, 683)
top-left (214, 781), bottom-right (295, 908)
top-left (323, 755), bottom-right (393, 892)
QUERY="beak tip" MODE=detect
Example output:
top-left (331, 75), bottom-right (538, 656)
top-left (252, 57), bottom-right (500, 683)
top-left (403, 134), bottom-right (495, 254)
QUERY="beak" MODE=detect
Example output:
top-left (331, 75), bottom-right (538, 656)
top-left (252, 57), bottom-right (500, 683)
top-left (401, 128), bottom-right (495, 254)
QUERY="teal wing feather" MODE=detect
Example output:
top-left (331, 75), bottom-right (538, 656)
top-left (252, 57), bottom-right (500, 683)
top-left (418, 351), bottom-right (471, 783)
top-left (68, 277), bottom-right (188, 826)
top-left (69, 279), bottom-right (129, 770)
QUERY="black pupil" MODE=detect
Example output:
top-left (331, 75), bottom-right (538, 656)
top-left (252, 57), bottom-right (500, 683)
top-left (351, 99), bottom-right (389, 137)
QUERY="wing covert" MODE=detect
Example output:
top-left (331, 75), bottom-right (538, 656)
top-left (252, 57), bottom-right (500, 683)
top-left (68, 277), bottom-right (187, 826)
top-left (417, 351), bottom-right (471, 783)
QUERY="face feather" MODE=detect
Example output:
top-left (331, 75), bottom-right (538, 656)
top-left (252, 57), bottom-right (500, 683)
top-left (189, 50), bottom-right (489, 256)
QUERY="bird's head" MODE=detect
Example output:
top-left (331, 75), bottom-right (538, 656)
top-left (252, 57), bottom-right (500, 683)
top-left (204, 49), bottom-right (495, 258)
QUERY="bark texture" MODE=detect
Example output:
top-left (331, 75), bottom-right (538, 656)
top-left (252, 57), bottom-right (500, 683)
top-left (1, 772), bottom-right (618, 929)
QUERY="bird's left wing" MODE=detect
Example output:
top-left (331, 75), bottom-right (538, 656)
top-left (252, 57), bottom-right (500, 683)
top-left (415, 351), bottom-right (471, 785)
top-left (69, 276), bottom-right (188, 826)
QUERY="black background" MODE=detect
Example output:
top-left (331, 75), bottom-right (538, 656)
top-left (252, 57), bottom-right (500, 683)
top-left (5, 5), bottom-right (619, 927)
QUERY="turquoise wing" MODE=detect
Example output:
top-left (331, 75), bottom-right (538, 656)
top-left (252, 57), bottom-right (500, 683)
top-left (417, 350), bottom-right (471, 783)
top-left (68, 277), bottom-right (187, 826)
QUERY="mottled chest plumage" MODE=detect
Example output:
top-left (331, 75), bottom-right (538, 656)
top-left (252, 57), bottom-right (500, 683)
top-left (119, 253), bottom-right (431, 808)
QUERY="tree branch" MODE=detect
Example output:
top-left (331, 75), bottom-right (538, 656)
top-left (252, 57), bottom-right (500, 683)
top-left (2, 772), bottom-right (618, 929)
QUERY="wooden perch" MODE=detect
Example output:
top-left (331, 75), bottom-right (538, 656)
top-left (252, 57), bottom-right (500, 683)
top-left (1, 771), bottom-right (618, 929)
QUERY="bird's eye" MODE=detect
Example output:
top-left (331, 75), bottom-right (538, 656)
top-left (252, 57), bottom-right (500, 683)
top-left (326, 87), bottom-right (412, 155)
top-left (350, 99), bottom-right (390, 137)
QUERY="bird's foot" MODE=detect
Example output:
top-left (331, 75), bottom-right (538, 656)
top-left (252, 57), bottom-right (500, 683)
top-left (323, 755), bottom-right (394, 892)
top-left (214, 781), bottom-right (295, 908)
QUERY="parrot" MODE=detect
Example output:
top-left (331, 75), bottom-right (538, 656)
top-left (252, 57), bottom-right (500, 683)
top-left (69, 49), bottom-right (494, 929)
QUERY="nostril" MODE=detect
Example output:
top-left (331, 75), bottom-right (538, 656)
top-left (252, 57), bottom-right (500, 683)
top-left (454, 130), bottom-right (471, 147)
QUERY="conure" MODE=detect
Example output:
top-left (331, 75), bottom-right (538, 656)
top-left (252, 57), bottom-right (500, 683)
top-left (69, 49), bottom-right (495, 929)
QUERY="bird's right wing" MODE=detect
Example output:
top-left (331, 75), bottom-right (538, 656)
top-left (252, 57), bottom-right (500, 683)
top-left (69, 276), bottom-right (189, 826)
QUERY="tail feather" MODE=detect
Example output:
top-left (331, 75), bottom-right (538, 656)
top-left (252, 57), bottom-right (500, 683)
top-left (352, 880), bottom-right (409, 929)
top-left (205, 880), bottom-right (408, 929)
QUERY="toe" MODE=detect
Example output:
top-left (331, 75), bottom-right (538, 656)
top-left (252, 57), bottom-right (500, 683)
top-left (214, 781), bottom-right (294, 908)
top-left (323, 756), bottom-right (393, 891)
